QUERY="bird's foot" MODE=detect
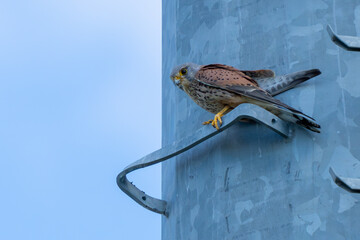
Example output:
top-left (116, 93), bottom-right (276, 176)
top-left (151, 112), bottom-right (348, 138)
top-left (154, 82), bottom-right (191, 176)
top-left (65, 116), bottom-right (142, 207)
top-left (202, 113), bottom-right (223, 130)
top-left (203, 106), bottom-right (230, 130)
top-left (202, 120), bottom-right (213, 125)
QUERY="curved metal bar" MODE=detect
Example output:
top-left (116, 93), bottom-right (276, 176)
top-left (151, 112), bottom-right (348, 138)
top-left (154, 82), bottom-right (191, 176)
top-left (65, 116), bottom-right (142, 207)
top-left (327, 25), bottom-right (360, 52)
top-left (117, 103), bottom-right (289, 216)
top-left (329, 167), bottom-right (360, 194)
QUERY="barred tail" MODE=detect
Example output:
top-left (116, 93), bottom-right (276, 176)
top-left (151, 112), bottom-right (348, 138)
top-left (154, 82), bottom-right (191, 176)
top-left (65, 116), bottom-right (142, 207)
top-left (277, 109), bottom-right (321, 133)
top-left (257, 69), bottom-right (321, 96)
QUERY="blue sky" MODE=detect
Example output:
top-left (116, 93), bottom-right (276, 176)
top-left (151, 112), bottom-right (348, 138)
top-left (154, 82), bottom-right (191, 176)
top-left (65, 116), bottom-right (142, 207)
top-left (0, 0), bottom-right (162, 239)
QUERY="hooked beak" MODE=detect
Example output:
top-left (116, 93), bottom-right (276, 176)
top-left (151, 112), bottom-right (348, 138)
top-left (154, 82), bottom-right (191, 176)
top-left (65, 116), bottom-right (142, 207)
top-left (171, 74), bottom-right (184, 91)
top-left (171, 74), bottom-right (182, 86)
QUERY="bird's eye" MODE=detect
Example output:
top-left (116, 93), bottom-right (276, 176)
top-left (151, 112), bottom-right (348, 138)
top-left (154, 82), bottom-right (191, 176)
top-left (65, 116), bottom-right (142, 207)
top-left (180, 68), bottom-right (187, 75)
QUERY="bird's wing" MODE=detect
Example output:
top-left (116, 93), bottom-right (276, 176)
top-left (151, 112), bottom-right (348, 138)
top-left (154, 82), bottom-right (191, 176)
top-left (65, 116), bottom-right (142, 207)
top-left (241, 69), bottom-right (275, 79)
top-left (196, 64), bottom-right (260, 87)
top-left (195, 64), bottom-right (313, 119)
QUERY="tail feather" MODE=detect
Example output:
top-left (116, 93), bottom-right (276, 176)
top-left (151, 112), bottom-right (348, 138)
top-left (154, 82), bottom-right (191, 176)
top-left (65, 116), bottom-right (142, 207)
top-left (292, 113), bottom-right (321, 133)
top-left (276, 108), bottom-right (321, 133)
top-left (257, 69), bottom-right (321, 96)
top-left (250, 97), bottom-right (321, 133)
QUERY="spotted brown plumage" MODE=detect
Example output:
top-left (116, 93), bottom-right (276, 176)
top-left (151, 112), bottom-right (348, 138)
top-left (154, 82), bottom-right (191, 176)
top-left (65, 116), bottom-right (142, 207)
top-left (195, 64), bottom-right (260, 87)
top-left (170, 63), bottom-right (321, 132)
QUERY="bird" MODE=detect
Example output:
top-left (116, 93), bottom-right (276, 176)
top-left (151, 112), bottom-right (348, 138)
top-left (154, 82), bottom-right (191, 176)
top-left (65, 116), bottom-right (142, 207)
top-left (170, 63), bottom-right (321, 132)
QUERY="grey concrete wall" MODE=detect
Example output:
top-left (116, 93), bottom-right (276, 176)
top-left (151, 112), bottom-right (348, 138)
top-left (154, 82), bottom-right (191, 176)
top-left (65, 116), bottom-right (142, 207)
top-left (162, 1), bottom-right (360, 239)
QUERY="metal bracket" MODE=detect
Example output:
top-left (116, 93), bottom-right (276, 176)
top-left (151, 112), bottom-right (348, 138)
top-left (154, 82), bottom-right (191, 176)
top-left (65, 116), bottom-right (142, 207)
top-left (329, 167), bottom-right (360, 193)
top-left (327, 25), bottom-right (360, 51)
top-left (116, 103), bottom-right (289, 216)
top-left (327, 24), bottom-right (360, 193)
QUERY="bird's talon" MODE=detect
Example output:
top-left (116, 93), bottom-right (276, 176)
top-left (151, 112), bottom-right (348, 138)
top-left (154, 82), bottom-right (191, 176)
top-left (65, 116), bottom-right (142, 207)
top-left (203, 120), bottom-right (213, 125)
top-left (203, 106), bottom-right (229, 130)
top-left (208, 114), bottom-right (222, 130)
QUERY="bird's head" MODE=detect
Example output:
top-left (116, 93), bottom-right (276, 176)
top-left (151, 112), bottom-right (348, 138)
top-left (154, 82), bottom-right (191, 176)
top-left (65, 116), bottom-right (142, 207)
top-left (170, 63), bottom-right (201, 90)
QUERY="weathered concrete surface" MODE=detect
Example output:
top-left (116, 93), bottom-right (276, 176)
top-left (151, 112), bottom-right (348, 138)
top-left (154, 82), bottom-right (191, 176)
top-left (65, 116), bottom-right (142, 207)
top-left (162, 1), bottom-right (360, 239)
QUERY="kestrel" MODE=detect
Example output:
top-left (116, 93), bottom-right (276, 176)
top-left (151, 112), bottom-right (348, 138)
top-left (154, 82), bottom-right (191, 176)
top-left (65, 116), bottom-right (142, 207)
top-left (170, 63), bottom-right (321, 132)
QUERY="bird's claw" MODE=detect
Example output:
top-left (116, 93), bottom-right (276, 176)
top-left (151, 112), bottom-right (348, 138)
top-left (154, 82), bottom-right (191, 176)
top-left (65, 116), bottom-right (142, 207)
top-left (203, 114), bottom-right (223, 130)
top-left (202, 120), bottom-right (213, 125)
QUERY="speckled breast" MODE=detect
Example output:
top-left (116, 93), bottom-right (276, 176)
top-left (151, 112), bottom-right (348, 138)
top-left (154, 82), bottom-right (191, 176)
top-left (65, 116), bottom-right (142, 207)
top-left (183, 80), bottom-right (242, 114)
